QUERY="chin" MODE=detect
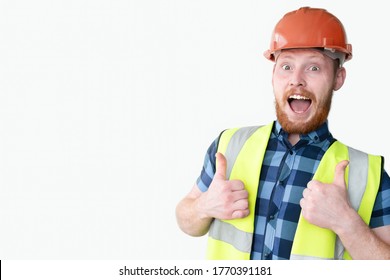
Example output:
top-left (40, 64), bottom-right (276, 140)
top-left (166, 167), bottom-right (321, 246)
top-left (281, 120), bottom-right (322, 134)
top-left (275, 97), bottom-right (331, 135)
top-left (276, 109), bottom-right (329, 135)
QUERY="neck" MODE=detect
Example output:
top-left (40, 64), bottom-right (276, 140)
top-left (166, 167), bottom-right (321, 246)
top-left (288, 133), bottom-right (300, 146)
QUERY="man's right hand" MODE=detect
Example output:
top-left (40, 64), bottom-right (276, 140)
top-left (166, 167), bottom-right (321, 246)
top-left (196, 152), bottom-right (249, 220)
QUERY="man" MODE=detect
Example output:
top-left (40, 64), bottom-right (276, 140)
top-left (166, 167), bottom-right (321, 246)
top-left (176, 7), bottom-right (390, 260)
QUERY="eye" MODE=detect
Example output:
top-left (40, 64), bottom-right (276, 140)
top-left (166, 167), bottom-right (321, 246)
top-left (308, 65), bottom-right (320, 71)
top-left (281, 64), bottom-right (291, 70)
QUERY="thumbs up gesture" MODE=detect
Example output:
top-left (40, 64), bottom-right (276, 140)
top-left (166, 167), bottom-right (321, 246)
top-left (300, 160), bottom-right (351, 230)
top-left (198, 153), bottom-right (249, 220)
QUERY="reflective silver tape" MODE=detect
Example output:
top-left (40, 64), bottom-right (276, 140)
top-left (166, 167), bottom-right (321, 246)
top-left (209, 219), bottom-right (253, 253)
top-left (224, 126), bottom-right (262, 179)
top-left (290, 254), bottom-right (331, 260)
top-left (347, 147), bottom-right (368, 211)
top-left (335, 146), bottom-right (368, 259)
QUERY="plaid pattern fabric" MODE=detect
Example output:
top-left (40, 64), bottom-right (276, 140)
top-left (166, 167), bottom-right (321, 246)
top-left (196, 120), bottom-right (390, 260)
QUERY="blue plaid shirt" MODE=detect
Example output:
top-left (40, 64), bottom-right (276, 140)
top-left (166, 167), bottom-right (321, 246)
top-left (196, 120), bottom-right (390, 260)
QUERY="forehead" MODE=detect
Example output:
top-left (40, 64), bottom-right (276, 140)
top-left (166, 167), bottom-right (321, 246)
top-left (276, 49), bottom-right (330, 62)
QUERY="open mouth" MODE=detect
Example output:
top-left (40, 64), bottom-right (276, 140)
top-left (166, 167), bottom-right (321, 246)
top-left (288, 94), bottom-right (312, 113)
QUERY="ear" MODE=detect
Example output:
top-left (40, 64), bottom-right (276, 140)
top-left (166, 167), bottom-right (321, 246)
top-left (333, 67), bottom-right (346, 91)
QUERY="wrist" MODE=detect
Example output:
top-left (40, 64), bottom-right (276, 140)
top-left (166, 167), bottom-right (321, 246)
top-left (334, 207), bottom-right (364, 237)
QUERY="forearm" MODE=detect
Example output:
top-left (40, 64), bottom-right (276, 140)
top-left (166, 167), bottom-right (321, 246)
top-left (336, 210), bottom-right (390, 259)
top-left (176, 196), bottom-right (213, 237)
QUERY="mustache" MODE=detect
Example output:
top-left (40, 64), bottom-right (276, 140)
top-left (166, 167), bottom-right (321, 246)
top-left (285, 88), bottom-right (316, 102)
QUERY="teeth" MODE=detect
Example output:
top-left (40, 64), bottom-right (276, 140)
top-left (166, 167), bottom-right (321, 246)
top-left (289, 94), bottom-right (310, 100)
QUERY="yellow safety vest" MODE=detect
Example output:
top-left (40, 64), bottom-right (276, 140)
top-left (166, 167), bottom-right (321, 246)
top-left (206, 122), bottom-right (383, 260)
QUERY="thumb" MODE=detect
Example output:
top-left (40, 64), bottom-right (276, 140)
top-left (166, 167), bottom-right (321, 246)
top-left (333, 160), bottom-right (349, 187)
top-left (214, 152), bottom-right (227, 180)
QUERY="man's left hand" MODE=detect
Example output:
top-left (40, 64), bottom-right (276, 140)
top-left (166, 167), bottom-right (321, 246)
top-left (300, 160), bottom-right (351, 230)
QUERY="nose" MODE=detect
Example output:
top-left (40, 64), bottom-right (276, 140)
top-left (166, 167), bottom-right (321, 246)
top-left (289, 70), bottom-right (306, 87)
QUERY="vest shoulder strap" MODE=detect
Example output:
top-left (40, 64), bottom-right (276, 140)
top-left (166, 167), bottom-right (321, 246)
top-left (207, 122), bottom-right (273, 260)
top-left (291, 140), bottom-right (383, 260)
top-left (218, 125), bottom-right (265, 179)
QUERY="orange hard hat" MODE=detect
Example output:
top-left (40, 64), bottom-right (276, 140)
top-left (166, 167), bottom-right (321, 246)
top-left (264, 7), bottom-right (352, 63)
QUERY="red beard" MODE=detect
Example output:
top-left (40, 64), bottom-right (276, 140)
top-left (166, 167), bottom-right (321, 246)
top-left (275, 88), bottom-right (333, 135)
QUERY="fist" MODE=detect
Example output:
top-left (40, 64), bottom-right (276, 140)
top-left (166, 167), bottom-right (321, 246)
top-left (200, 152), bottom-right (249, 220)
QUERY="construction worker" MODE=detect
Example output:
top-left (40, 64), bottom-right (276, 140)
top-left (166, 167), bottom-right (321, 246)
top-left (175, 7), bottom-right (390, 260)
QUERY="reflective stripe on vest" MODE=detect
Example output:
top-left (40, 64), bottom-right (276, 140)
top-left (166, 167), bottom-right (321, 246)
top-left (206, 122), bottom-right (383, 260)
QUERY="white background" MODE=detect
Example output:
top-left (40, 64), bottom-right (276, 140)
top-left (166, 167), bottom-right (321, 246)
top-left (0, 0), bottom-right (388, 260)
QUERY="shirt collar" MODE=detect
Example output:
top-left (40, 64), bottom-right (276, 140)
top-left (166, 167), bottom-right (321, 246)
top-left (274, 120), bottom-right (332, 144)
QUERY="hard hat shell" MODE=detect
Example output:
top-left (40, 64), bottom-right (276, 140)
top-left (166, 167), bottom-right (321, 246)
top-left (264, 7), bottom-right (352, 62)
